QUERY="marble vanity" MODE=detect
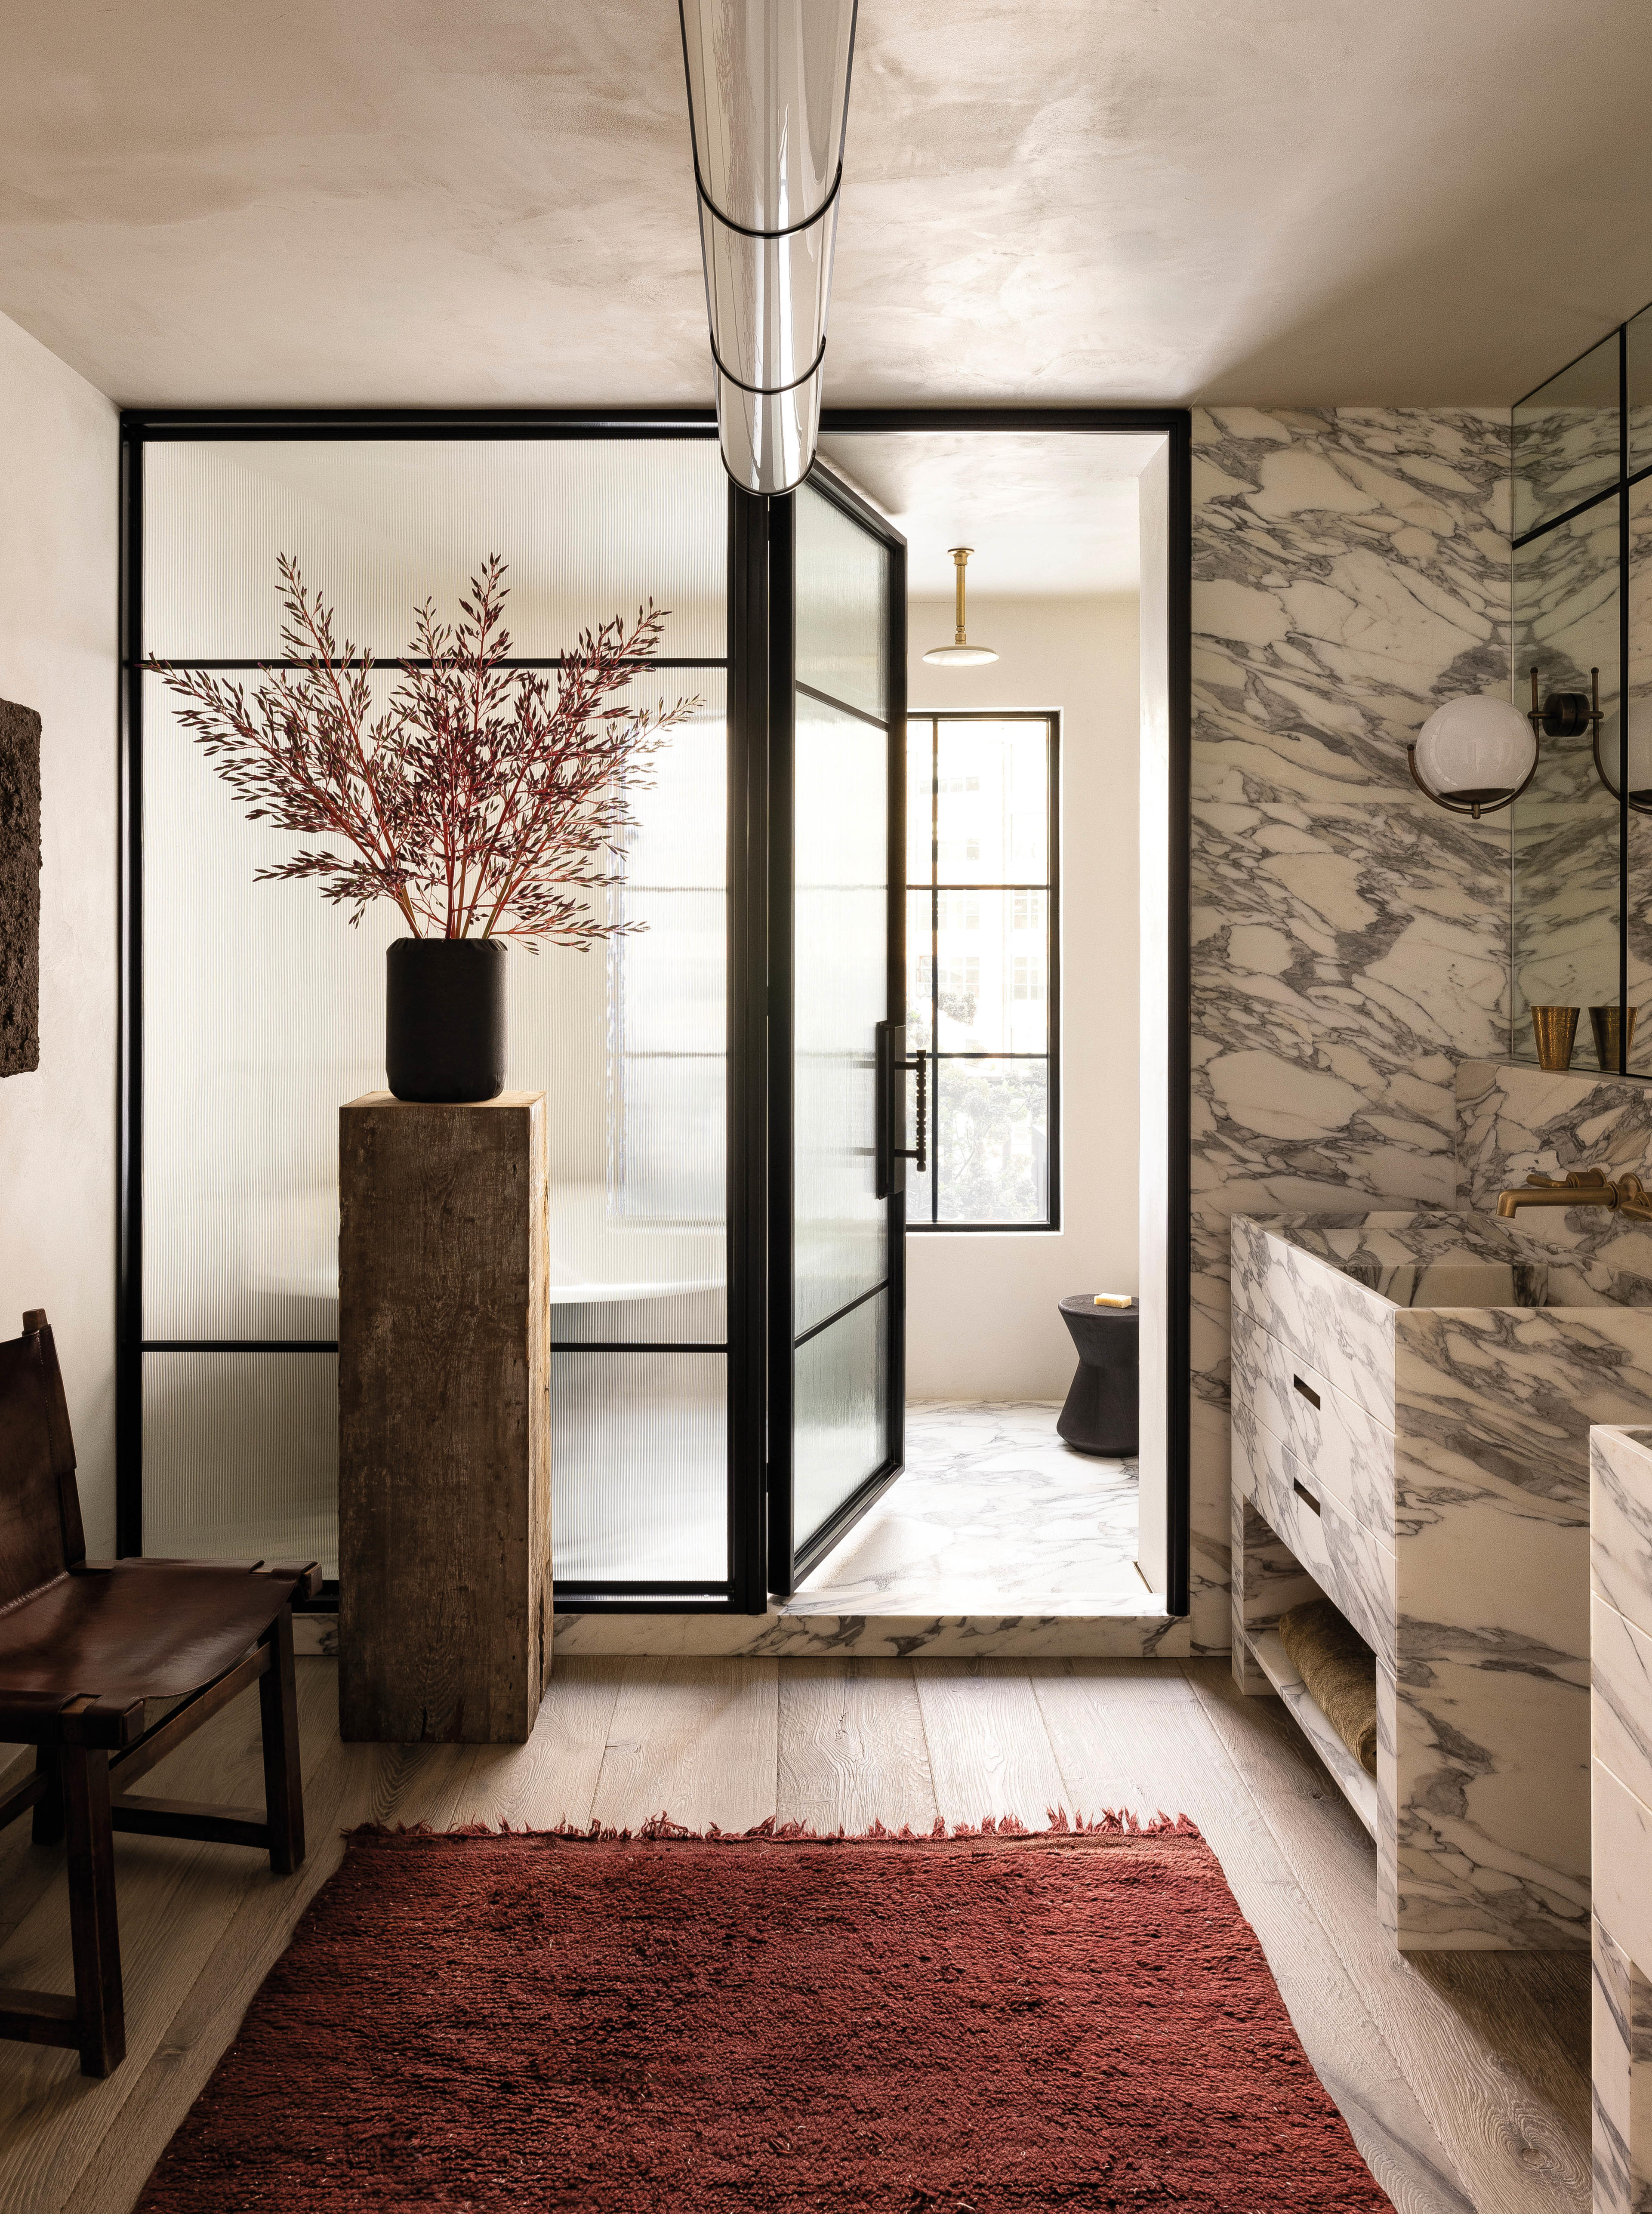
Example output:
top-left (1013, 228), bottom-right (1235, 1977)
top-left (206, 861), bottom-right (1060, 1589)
top-left (1231, 1206), bottom-right (1652, 1952)
top-left (1590, 1423), bottom-right (1652, 2212)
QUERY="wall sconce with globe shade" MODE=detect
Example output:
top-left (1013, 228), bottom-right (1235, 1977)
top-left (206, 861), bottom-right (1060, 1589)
top-left (1554, 665), bottom-right (1652, 815)
top-left (1407, 693), bottom-right (1540, 819)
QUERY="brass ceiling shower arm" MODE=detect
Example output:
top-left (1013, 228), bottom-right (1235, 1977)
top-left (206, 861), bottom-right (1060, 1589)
top-left (922, 546), bottom-right (998, 666)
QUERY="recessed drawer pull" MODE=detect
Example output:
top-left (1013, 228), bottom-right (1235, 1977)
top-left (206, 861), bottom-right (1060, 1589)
top-left (1292, 1375), bottom-right (1321, 1410)
top-left (1293, 1477), bottom-right (1322, 1516)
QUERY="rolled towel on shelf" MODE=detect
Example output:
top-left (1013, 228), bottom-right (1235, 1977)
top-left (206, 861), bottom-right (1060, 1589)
top-left (1276, 1597), bottom-right (1378, 1777)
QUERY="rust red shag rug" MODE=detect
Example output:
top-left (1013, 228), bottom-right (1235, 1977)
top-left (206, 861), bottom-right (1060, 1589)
top-left (137, 1816), bottom-right (1395, 2212)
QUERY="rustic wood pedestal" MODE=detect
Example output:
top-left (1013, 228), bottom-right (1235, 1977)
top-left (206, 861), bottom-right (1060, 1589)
top-left (338, 1091), bottom-right (551, 1743)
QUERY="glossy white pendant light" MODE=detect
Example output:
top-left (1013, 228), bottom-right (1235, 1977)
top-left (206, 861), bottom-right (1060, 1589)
top-left (922, 547), bottom-right (998, 667)
top-left (678, 0), bottom-right (857, 496)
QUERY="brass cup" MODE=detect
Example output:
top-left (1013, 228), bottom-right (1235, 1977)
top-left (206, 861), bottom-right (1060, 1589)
top-left (1589, 1004), bottom-right (1639, 1071)
top-left (1530, 1006), bottom-right (1579, 1071)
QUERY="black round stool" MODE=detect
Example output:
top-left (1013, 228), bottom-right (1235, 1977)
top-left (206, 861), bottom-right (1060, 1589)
top-left (1056, 1295), bottom-right (1139, 1456)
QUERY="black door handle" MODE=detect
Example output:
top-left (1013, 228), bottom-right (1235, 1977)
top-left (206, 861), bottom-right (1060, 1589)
top-left (875, 1022), bottom-right (929, 1199)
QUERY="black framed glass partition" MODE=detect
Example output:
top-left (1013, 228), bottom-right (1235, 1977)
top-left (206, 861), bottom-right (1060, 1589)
top-left (124, 421), bottom-right (757, 1607)
top-left (120, 404), bottom-right (1193, 1621)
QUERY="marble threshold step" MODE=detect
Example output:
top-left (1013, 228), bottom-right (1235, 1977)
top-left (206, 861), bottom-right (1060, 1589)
top-left (295, 1597), bottom-right (1185, 1661)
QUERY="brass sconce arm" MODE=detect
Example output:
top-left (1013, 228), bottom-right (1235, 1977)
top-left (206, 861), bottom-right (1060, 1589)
top-left (1496, 1167), bottom-right (1652, 1221)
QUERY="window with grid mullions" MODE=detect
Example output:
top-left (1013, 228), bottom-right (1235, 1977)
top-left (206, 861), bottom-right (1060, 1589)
top-left (904, 711), bottom-right (1058, 1229)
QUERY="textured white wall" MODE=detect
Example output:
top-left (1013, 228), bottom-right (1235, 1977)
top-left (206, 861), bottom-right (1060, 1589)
top-left (905, 591), bottom-right (1140, 1401)
top-left (0, 309), bottom-right (120, 1549)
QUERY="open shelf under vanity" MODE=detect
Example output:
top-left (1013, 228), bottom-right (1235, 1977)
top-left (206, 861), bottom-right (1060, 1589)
top-left (1235, 1620), bottom-right (1378, 1839)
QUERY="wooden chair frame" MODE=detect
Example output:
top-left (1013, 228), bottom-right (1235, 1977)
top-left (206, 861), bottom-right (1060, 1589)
top-left (0, 1311), bottom-right (319, 2075)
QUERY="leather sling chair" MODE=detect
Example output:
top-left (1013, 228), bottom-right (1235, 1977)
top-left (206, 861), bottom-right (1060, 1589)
top-left (0, 1311), bottom-right (319, 2076)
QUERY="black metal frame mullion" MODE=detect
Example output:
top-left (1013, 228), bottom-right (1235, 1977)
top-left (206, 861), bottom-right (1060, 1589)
top-left (116, 429), bottom-right (145, 1560)
top-left (931, 712), bottom-right (940, 1225)
top-left (727, 481), bottom-right (774, 1612)
top-left (764, 492), bottom-right (798, 1596)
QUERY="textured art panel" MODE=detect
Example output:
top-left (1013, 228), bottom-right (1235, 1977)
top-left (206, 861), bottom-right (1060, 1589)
top-left (0, 697), bottom-right (43, 1078)
top-left (1188, 407), bottom-right (1512, 1648)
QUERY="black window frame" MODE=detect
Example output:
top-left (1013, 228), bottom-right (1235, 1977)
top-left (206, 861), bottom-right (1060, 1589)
top-left (906, 707), bottom-right (1060, 1234)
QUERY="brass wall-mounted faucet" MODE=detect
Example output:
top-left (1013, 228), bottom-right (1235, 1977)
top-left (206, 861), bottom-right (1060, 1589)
top-left (1496, 1167), bottom-right (1652, 1221)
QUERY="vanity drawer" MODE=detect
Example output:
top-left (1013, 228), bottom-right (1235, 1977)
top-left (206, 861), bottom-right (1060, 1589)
top-left (1231, 1215), bottom-right (1395, 1427)
top-left (1233, 1399), bottom-right (1395, 1668)
top-left (1231, 1307), bottom-right (1394, 1543)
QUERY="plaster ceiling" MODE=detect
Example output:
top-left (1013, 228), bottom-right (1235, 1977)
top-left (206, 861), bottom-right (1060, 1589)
top-left (3, 2), bottom-right (1651, 411)
top-left (818, 432), bottom-right (1153, 596)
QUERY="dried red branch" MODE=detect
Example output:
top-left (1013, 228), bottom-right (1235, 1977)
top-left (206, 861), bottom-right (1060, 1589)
top-left (146, 557), bottom-right (700, 947)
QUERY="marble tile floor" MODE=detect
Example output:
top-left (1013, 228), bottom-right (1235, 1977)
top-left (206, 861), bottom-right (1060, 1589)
top-left (791, 1399), bottom-right (1148, 1616)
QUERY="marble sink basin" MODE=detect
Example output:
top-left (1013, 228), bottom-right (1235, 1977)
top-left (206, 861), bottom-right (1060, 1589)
top-left (1274, 1208), bottom-right (1550, 1309)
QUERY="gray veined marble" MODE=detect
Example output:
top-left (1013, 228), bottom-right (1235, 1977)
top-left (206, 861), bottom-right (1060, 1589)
top-left (1459, 1059), bottom-right (1652, 1305)
top-left (1592, 1420), bottom-right (1652, 2214)
top-left (1189, 405), bottom-right (1512, 1657)
top-left (553, 1403), bottom-right (1189, 1659)
top-left (1234, 1211), bottom-right (1652, 1952)
top-left (1594, 1428), bottom-right (1652, 1645)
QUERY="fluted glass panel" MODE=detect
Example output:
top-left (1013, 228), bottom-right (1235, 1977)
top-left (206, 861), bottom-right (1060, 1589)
top-left (795, 484), bottom-right (888, 719)
top-left (143, 1351), bottom-right (339, 1576)
top-left (141, 437), bottom-right (731, 1587)
top-left (144, 675), bottom-right (728, 1344)
top-left (551, 1351), bottom-right (728, 1582)
top-left (794, 693), bottom-right (887, 1335)
top-left (143, 438), bottom-right (728, 662)
top-left (793, 1292), bottom-right (888, 1542)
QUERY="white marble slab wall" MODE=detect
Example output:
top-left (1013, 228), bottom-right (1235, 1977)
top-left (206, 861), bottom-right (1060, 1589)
top-left (1190, 407), bottom-right (1512, 1649)
top-left (1457, 1058), bottom-right (1652, 1301)
top-left (1590, 1425), bottom-right (1652, 2213)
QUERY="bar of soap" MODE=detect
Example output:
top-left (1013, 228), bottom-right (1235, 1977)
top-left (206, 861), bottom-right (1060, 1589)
top-left (1094, 1293), bottom-right (1132, 1308)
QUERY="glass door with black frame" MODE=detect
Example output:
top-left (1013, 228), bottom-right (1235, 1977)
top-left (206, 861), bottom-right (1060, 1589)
top-left (768, 469), bottom-right (907, 1593)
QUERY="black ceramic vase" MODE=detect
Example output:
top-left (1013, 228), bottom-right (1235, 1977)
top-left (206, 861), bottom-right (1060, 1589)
top-left (385, 937), bottom-right (507, 1103)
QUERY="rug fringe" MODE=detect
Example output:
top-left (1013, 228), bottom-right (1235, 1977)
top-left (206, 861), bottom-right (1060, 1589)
top-left (349, 1806), bottom-right (1202, 1846)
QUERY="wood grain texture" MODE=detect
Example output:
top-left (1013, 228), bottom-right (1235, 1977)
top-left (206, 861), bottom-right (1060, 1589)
top-left (1038, 1661), bottom-right (1476, 2214)
top-left (587, 1658), bottom-right (778, 1836)
top-left (0, 1660), bottom-right (341, 2214)
top-left (1182, 1659), bottom-right (1591, 2214)
top-left (338, 1092), bottom-right (551, 1744)
top-left (0, 1655), bottom-right (1597, 2214)
top-left (776, 1659), bottom-right (939, 1835)
top-left (910, 1659), bottom-right (1070, 1832)
top-left (390, 1657), bottom-right (623, 1835)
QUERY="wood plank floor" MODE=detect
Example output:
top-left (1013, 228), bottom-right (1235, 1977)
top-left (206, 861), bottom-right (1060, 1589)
top-left (0, 1657), bottom-right (1590, 2214)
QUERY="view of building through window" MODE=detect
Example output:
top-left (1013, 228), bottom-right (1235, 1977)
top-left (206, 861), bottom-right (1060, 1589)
top-left (905, 712), bottom-right (1057, 1228)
